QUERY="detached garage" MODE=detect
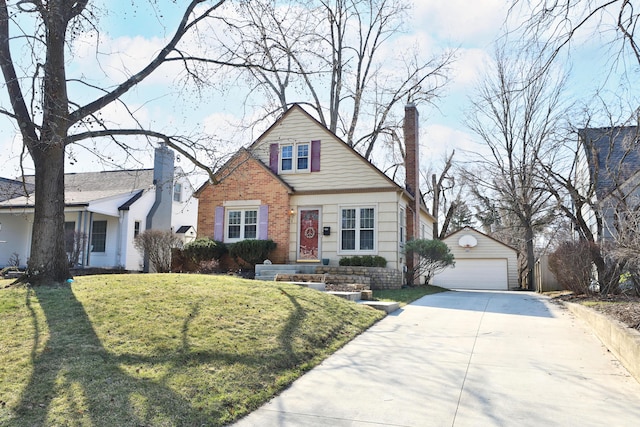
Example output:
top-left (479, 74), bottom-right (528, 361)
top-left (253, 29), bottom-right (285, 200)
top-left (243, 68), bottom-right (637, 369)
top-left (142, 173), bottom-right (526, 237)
top-left (433, 227), bottom-right (518, 290)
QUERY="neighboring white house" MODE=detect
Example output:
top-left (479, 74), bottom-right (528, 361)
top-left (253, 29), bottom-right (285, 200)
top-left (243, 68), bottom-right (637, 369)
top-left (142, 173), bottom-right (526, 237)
top-left (0, 145), bottom-right (198, 271)
top-left (434, 227), bottom-right (519, 290)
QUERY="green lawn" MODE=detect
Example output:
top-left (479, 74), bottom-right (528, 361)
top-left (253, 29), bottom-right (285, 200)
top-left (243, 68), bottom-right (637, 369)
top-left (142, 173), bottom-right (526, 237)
top-left (373, 285), bottom-right (448, 306)
top-left (0, 274), bottom-right (384, 426)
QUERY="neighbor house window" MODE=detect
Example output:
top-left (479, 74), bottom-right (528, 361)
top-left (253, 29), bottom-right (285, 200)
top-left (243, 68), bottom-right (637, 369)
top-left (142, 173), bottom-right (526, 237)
top-left (340, 207), bottom-right (375, 252)
top-left (91, 220), bottom-right (107, 252)
top-left (226, 209), bottom-right (258, 241)
top-left (173, 182), bottom-right (182, 202)
top-left (134, 221), bottom-right (141, 238)
top-left (64, 221), bottom-right (76, 252)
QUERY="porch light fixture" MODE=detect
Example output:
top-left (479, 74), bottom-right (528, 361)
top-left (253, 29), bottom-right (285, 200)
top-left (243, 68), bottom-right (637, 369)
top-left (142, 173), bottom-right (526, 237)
top-left (289, 208), bottom-right (295, 216)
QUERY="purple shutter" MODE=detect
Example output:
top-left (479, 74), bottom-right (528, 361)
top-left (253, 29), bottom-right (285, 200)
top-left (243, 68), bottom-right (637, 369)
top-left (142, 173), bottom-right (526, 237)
top-left (269, 143), bottom-right (279, 174)
top-left (259, 205), bottom-right (269, 239)
top-left (311, 140), bottom-right (321, 172)
top-left (214, 206), bottom-right (224, 241)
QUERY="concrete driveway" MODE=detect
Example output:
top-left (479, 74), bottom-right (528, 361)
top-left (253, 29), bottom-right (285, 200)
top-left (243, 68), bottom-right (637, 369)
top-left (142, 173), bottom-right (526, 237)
top-left (232, 291), bottom-right (640, 426)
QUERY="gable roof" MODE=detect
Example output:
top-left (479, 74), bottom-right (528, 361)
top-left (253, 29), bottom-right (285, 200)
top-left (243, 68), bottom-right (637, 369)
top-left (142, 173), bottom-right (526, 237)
top-left (236, 104), bottom-right (432, 218)
top-left (250, 104), bottom-right (405, 190)
top-left (176, 225), bottom-right (195, 234)
top-left (580, 126), bottom-right (640, 199)
top-left (442, 226), bottom-right (518, 252)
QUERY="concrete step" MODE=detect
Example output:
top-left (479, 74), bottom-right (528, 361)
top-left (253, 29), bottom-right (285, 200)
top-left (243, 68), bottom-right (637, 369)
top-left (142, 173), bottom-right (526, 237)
top-left (285, 281), bottom-right (326, 291)
top-left (358, 300), bottom-right (401, 313)
top-left (325, 291), bottom-right (362, 301)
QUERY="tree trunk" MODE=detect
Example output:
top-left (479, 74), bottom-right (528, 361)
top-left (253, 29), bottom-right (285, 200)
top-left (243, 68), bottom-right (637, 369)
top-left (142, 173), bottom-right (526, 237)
top-left (525, 225), bottom-right (535, 290)
top-left (28, 143), bottom-right (69, 284)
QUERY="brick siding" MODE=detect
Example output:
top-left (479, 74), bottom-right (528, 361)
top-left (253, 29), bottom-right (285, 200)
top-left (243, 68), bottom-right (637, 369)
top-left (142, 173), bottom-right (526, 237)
top-left (197, 152), bottom-right (291, 264)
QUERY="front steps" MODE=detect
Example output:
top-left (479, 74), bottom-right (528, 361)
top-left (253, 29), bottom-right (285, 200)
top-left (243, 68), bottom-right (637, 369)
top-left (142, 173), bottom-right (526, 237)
top-left (255, 263), bottom-right (400, 313)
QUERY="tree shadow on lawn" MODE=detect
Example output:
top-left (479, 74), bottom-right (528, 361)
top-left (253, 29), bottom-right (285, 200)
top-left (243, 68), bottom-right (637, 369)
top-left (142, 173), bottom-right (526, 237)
top-left (10, 284), bottom-right (309, 426)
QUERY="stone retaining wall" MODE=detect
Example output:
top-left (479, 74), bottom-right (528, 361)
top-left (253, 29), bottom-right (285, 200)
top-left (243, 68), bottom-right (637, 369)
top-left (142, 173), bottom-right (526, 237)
top-left (324, 283), bottom-right (370, 292)
top-left (274, 273), bottom-right (324, 283)
top-left (316, 266), bottom-right (402, 290)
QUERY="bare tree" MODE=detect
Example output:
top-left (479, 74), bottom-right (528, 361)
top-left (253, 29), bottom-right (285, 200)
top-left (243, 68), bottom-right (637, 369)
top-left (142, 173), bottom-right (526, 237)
top-left (513, 1), bottom-right (640, 75)
top-left (134, 230), bottom-right (183, 273)
top-left (466, 44), bottom-right (563, 289)
top-left (422, 151), bottom-right (470, 239)
top-left (0, 1), bottom-right (229, 284)
top-left (213, 0), bottom-right (455, 161)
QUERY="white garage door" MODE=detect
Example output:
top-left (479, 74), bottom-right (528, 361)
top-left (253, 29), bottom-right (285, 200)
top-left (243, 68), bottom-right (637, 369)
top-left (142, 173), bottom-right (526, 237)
top-left (434, 259), bottom-right (508, 290)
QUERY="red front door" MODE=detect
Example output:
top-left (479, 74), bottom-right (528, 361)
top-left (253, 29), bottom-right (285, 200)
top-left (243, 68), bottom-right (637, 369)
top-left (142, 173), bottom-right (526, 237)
top-left (298, 209), bottom-right (320, 261)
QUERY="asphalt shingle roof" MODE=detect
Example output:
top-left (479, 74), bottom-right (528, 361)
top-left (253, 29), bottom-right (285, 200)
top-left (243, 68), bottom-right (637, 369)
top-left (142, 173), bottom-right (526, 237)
top-left (1, 169), bottom-right (155, 207)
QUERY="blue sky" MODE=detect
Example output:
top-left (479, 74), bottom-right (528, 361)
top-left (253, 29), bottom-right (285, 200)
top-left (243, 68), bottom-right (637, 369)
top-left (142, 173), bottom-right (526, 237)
top-left (0, 0), bottom-right (634, 185)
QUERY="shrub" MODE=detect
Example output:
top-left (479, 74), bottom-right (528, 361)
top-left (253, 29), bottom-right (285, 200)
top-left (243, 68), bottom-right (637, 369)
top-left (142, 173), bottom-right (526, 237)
top-left (134, 230), bottom-right (183, 273)
top-left (228, 239), bottom-right (276, 268)
top-left (183, 238), bottom-right (227, 263)
top-left (404, 239), bottom-right (454, 286)
top-left (548, 240), bottom-right (594, 294)
top-left (339, 255), bottom-right (387, 267)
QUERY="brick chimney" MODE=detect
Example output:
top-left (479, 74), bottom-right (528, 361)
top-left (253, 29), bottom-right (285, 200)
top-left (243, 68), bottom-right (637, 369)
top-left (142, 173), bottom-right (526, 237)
top-left (404, 103), bottom-right (421, 239)
top-left (404, 103), bottom-right (421, 284)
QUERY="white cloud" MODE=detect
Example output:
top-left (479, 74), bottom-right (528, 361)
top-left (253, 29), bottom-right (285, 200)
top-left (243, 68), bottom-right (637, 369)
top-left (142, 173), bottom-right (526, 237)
top-left (412, 0), bottom-right (507, 46)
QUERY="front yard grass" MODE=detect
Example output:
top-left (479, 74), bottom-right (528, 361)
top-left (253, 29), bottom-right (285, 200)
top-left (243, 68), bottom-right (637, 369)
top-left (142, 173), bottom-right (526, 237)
top-left (0, 274), bottom-right (384, 426)
top-left (373, 285), bottom-right (448, 306)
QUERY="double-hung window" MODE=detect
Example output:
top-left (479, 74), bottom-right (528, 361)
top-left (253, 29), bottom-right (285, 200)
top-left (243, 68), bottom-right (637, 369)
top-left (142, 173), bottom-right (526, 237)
top-left (281, 145), bottom-right (293, 171)
top-left (280, 143), bottom-right (309, 173)
top-left (91, 220), bottom-right (107, 252)
top-left (227, 209), bottom-right (258, 241)
top-left (340, 207), bottom-right (375, 252)
top-left (173, 183), bottom-right (182, 202)
top-left (297, 144), bottom-right (309, 170)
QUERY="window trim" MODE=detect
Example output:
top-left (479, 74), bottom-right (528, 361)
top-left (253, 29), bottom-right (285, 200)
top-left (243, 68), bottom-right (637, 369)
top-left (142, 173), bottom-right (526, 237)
top-left (338, 205), bottom-right (377, 255)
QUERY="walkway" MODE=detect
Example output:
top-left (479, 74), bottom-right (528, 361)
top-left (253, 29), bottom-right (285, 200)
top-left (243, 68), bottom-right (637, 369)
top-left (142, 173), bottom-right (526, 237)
top-left (232, 291), bottom-right (640, 426)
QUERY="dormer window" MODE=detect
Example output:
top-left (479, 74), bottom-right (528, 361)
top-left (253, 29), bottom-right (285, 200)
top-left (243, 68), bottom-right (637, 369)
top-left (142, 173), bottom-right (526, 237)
top-left (279, 143), bottom-right (309, 173)
top-left (270, 140), bottom-right (320, 175)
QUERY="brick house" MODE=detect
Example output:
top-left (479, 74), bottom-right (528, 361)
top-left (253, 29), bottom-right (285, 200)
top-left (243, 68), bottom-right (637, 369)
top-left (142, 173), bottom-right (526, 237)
top-left (195, 104), bottom-right (433, 282)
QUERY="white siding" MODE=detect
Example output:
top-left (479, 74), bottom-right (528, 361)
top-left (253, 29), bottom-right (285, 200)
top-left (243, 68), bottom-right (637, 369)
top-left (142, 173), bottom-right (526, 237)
top-left (0, 212), bottom-right (32, 268)
top-left (86, 214), bottom-right (119, 268)
top-left (171, 174), bottom-right (199, 232)
top-left (290, 191), bottom-right (404, 269)
top-left (123, 190), bottom-right (155, 271)
top-left (253, 107), bottom-right (395, 192)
